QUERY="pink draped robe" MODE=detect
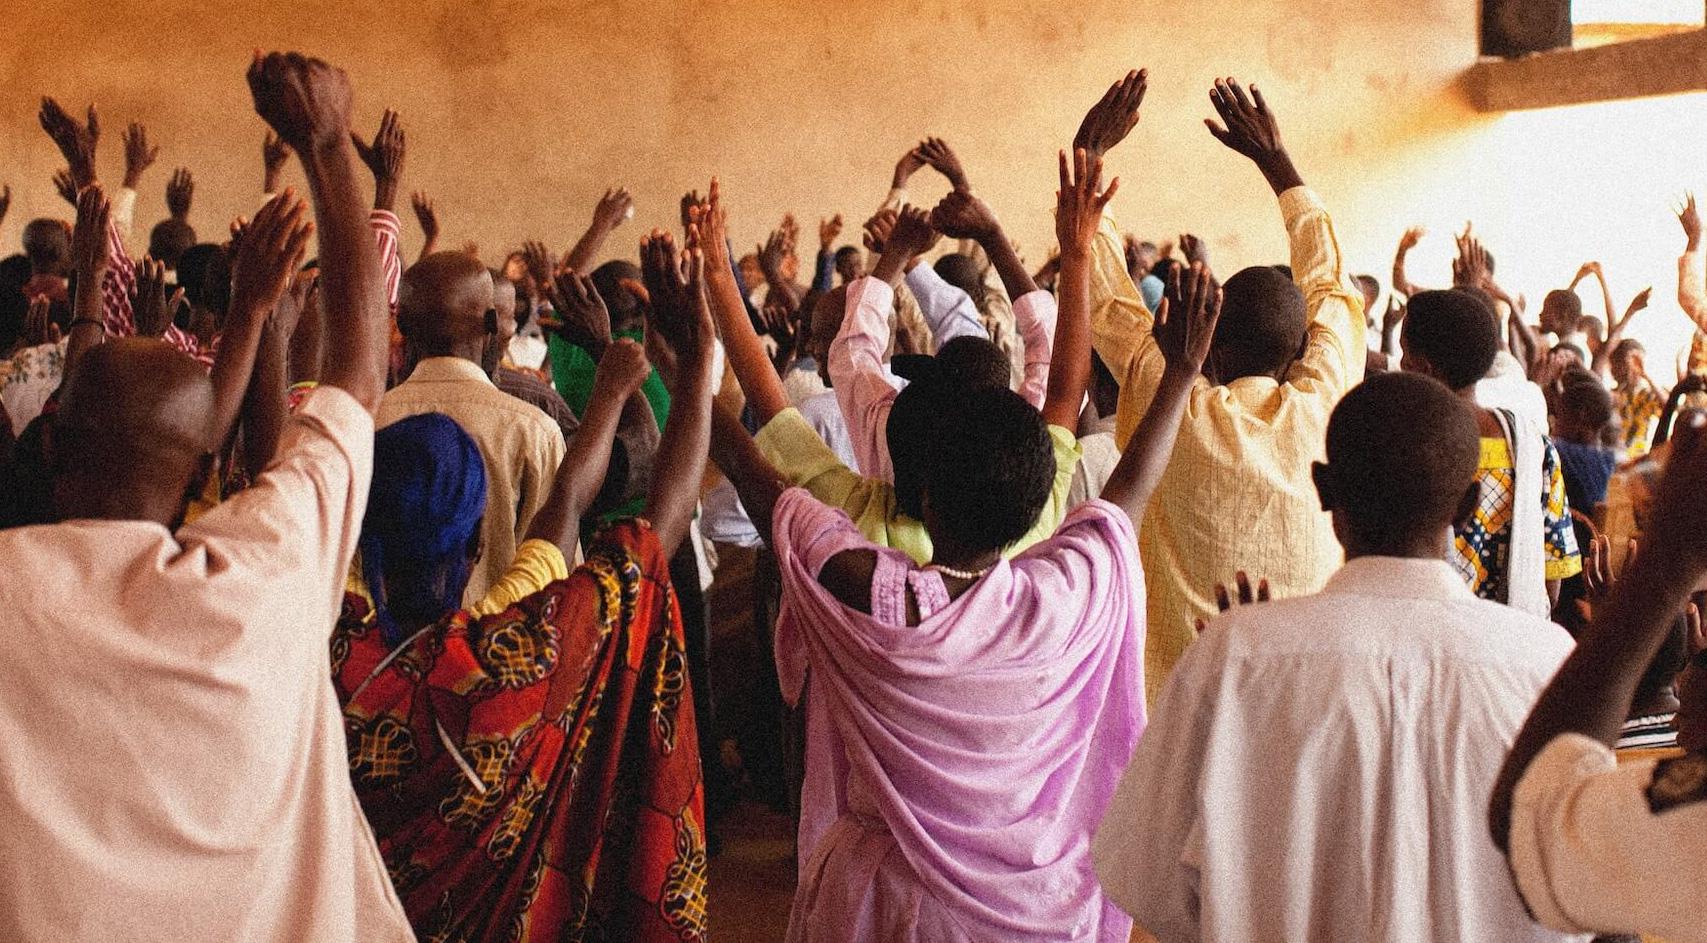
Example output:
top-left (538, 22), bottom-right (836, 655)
top-left (772, 487), bottom-right (1147, 941)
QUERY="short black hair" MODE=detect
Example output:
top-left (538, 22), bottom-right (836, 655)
top-left (933, 253), bottom-right (988, 313)
top-left (176, 243), bottom-right (227, 311)
top-left (1215, 265), bottom-right (1308, 379)
top-left (591, 259), bottom-right (644, 335)
top-left (148, 219), bottom-right (197, 269)
top-left (1402, 289), bottom-right (1499, 391)
top-left (1544, 288), bottom-right (1583, 322)
top-left (22, 219), bottom-right (69, 272)
top-left (1321, 372), bottom-right (1480, 548)
top-left (1559, 366), bottom-right (1613, 432)
top-left (935, 335), bottom-right (1011, 392)
top-left (1149, 257), bottom-right (1181, 289)
top-left (0, 254), bottom-right (31, 351)
top-left (834, 245), bottom-right (861, 265)
top-left (922, 385), bottom-right (1055, 551)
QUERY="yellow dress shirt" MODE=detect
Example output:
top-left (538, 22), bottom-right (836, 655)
top-left (753, 407), bottom-right (1083, 563)
top-left (1090, 187), bottom-right (1366, 703)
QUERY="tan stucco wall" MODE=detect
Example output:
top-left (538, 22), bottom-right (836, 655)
top-left (4, 0), bottom-right (1707, 364)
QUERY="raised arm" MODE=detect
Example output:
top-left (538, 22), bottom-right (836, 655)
top-left (1046, 148), bottom-right (1119, 431)
top-left (932, 188), bottom-right (1052, 404)
top-left (1391, 227), bottom-right (1426, 299)
top-left (563, 187), bottom-right (633, 274)
top-left (1675, 194), bottom-right (1707, 336)
top-left (410, 191), bottom-right (440, 261)
top-left (208, 193), bottom-right (314, 453)
top-left (1491, 416), bottom-right (1707, 852)
top-left (249, 51), bottom-right (387, 412)
top-left (523, 339), bottom-right (650, 556)
top-left (697, 179), bottom-right (791, 422)
top-left (351, 108), bottom-right (404, 213)
top-left (1573, 261), bottom-right (1615, 327)
top-left (1592, 286), bottom-right (1651, 376)
top-left (637, 231), bottom-right (717, 556)
top-left (61, 186), bottom-right (112, 382)
top-left (262, 131), bottom-right (291, 195)
top-left (1101, 264), bottom-right (1220, 527)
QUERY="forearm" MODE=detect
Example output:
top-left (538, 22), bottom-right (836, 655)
top-left (1594, 272), bottom-right (1615, 323)
top-left (644, 344), bottom-right (715, 556)
top-left (1042, 250), bottom-right (1093, 429)
top-left (1100, 366), bottom-right (1193, 523)
top-left (371, 175), bottom-right (398, 213)
top-left (241, 323), bottom-right (289, 481)
top-left (303, 141), bottom-right (387, 411)
top-left (1254, 151), bottom-right (1305, 198)
top-left (417, 232), bottom-right (438, 263)
top-left (1491, 551), bottom-right (1700, 850)
top-left (206, 305), bottom-right (269, 451)
top-left (811, 248), bottom-right (835, 295)
top-left (564, 220), bottom-right (614, 274)
top-left (525, 393), bottom-right (625, 554)
top-left (708, 268), bottom-right (789, 421)
top-left (63, 267), bottom-right (109, 380)
top-left (979, 231), bottom-right (1038, 301)
top-left (1391, 248), bottom-right (1416, 298)
top-left (708, 400), bottom-right (788, 547)
top-left (1679, 250), bottom-right (1707, 333)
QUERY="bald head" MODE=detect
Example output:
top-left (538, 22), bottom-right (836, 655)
top-left (398, 251), bottom-right (496, 353)
top-left (53, 339), bottom-right (216, 525)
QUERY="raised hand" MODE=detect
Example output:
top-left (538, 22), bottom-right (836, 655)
top-left (692, 179), bottom-right (731, 277)
top-left (166, 168), bottom-right (194, 220)
top-left (39, 98), bottom-right (100, 189)
top-left (1054, 147), bottom-right (1121, 260)
top-left (263, 130), bottom-right (292, 192)
top-left (1574, 261), bottom-right (1603, 284)
top-left (1453, 234), bottom-right (1493, 290)
top-left (819, 213), bottom-right (843, 251)
top-left (1196, 572), bottom-right (1272, 633)
top-left (411, 191), bottom-right (439, 256)
top-left (870, 205), bottom-right (939, 286)
top-left (131, 256), bottom-right (183, 338)
top-left (588, 336), bottom-right (651, 406)
top-left (1398, 226), bottom-right (1426, 252)
top-left (917, 136), bottom-right (970, 192)
top-left (52, 169), bottom-right (77, 207)
top-left (247, 52), bottom-right (353, 153)
top-left (69, 184), bottom-right (111, 284)
top-left (1155, 260), bottom-right (1222, 376)
top-left (121, 122), bottom-right (159, 189)
top-left (350, 108), bottom-right (405, 210)
top-left (1178, 233), bottom-right (1208, 266)
top-left (552, 269), bottom-right (613, 355)
top-left (22, 296), bottom-right (61, 348)
top-left (1625, 287), bottom-right (1653, 320)
top-left (1205, 77), bottom-right (1302, 194)
top-left (929, 190), bottom-right (1001, 242)
top-left (862, 208), bottom-right (898, 255)
top-left (640, 230), bottom-right (712, 369)
top-left (1073, 68), bottom-right (1147, 160)
top-left (593, 187), bottom-right (634, 232)
top-left (892, 145), bottom-right (928, 190)
top-left (521, 240), bottom-right (555, 297)
top-left (757, 228), bottom-right (790, 283)
top-left (1679, 193), bottom-right (1702, 252)
top-left (229, 191), bottom-right (315, 324)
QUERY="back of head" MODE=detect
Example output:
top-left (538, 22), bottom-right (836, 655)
top-left (1542, 288), bottom-right (1583, 332)
top-left (148, 219), bottom-right (198, 270)
top-left (398, 251), bottom-right (495, 350)
top-left (1321, 372), bottom-right (1480, 551)
top-left (0, 254), bottom-right (31, 350)
top-left (809, 286), bottom-right (849, 362)
top-left (1401, 289), bottom-right (1499, 391)
top-left (23, 219), bottom-right (70, 273)
top-left (933, 253), bottom-right (988, 313)
top-left (362, 412), bottom-right (488, 645)
top-left (921, 386), bottom-right (1055, 552)
top-left (52, 339), bottom-right (215, 519)
top-left (934, 335), bottom-right (1012, 392)
top-left (591, 259), bottom-right (645, 335)
top-left (176, 243), bottom-right (226, 311)
top-left (1559, 366), bottom-right (1613, 436)
top-left (1214, 265), bottom-right (1308, 380)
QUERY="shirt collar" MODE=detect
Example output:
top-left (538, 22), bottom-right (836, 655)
top-left (401, 356), bottom-right (495, 388)
top-left (1322, 554), bottom-right (1474, 602)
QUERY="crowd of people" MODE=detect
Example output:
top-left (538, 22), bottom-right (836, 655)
top-left (0, 49), bottom-right (1702, 942)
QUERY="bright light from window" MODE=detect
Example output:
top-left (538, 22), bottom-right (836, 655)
top-left (1573, 0), bottom-right (1704, 26)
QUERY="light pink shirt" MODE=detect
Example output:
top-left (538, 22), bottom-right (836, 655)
top-left (0, 387), bottom-right (413, 942)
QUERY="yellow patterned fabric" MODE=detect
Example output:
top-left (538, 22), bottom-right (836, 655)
top-left (1615, 381), bottom-right (1665, 461)
top-left (1451, 436), bottom-right (1582, 604)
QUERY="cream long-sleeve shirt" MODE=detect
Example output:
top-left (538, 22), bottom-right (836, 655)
top-left (1093, 556), bottom-right (1583, 943)
top-left (0, 387), bottom-right (413, 942)
top-left (1089, 187), bottom-right (1365, 703)
top-left (377, 356), bottom-right (566, 604)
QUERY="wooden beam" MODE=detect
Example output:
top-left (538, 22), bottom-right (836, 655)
top-left (1466, 27), bottom-right (1707, 111)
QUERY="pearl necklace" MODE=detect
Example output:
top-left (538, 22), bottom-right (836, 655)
top-left (930, 562), bottom-right (993, 581)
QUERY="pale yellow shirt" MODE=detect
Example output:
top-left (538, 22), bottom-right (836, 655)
top-left (0, 387), bottom-right (413, 942)
top-left (377, 357), bottom-right (567, 605)
top-left (1090, 187), bottom-right (1365, 703)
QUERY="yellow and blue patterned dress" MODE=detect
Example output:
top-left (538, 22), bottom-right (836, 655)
top-left (1452, 433), bottom-right (1583, 604)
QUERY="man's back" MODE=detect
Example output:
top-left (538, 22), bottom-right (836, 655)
top-left (1094, 556), bottom-right (1583, 943)
top-left (0, 388), bottom-right (411, 941)
top-left (379, 357), bottom-right (566, 602)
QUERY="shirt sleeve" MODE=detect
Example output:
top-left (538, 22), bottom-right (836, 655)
top-left (112, 187), bottom-right (138, 245)
top-left (370, 209), bottom-right (403, 313)
top-left (829, 276), bottom-right (903, 482)
top-left (812, 248), bottom-right (835, 296)
top-left (1508, 733), bottom-right (1707, 941)
top-left (1679, 250), bottom-right (1707, 334)
top-left (1278, 187), bottom-right (1367, 403)
top-left (903, 263), bottom-right (988, 350)
top-left (1012, 290), bottom-right (1057, 409)
top-left (514, 414), bottom-right (569, 541)
top-left (1542, 439), bottom-right (1584, 580)
top-left (1088, 211), bottom-right (1164, 447)
top-left (469, 538), bottom-right (570, 617)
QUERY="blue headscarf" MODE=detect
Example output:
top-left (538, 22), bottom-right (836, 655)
top-left (1139, 274), bottom-right (1165, 314)
top-left (360, 413), bottom-right (488, 646)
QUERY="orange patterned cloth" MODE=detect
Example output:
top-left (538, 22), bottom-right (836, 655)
top-left (333, 521), bottom-right (707, 942)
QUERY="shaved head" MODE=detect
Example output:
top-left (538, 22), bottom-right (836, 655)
top-left (398, 251), bottom-right (495, 353)
top-left (53, 338), bottom-right (216, 525)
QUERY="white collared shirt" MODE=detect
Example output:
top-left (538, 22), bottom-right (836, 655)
top-left (1094, 555), bottom-right (1584, 943)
